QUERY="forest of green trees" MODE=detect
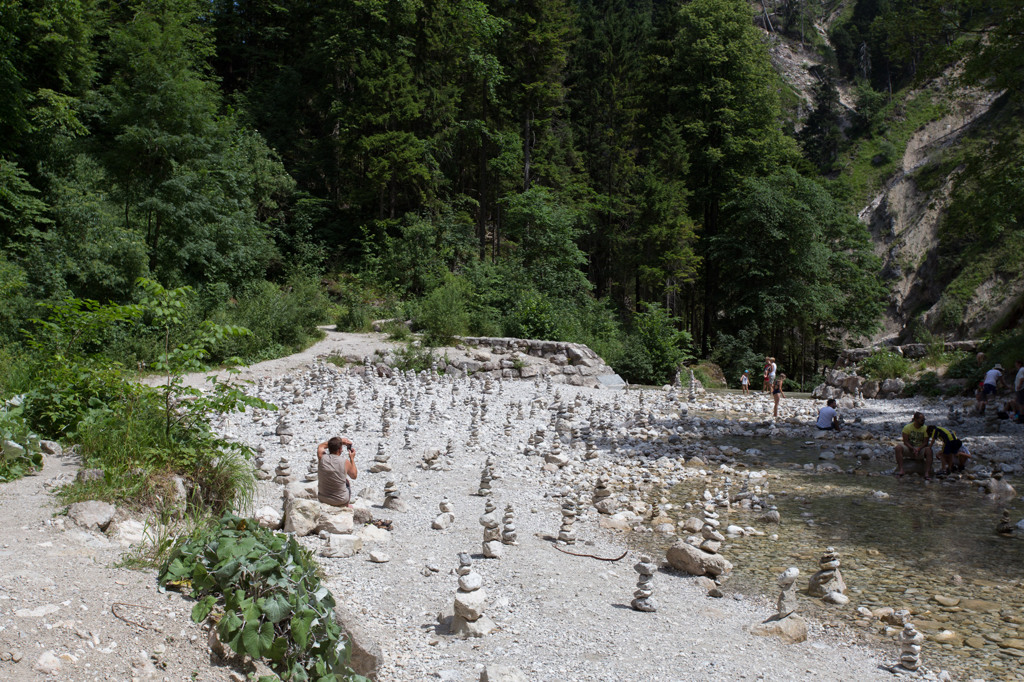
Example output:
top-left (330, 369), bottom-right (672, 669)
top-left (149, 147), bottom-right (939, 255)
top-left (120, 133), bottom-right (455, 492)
top-left (1, 0), bottom-right (1021, 391)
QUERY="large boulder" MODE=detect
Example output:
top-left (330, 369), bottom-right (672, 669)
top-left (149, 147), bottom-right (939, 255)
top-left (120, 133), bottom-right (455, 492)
top-left (880, 378), bottom-right (905, 398)
top-left (333, 605), bottom-right (383, 680)
top-left (842, 375), bottom-right (864, 394)
top-left (317, 507), bottom-right (355, 534)
top-left (284, 480), bottom-right (318, 501)
top-left (825, 369), bottom-right (849, 387)
top-left (666, 540), bottom-right (733, 577)
top-left (254, 506), bottom-right (284, 530)
top-left (320, 533), bottom-right (362, 558)
top-left (481, 665), bottom-right (529, 682)
top-left (750, 615), bottom-right (808, 644)
top-left (283, 498), bottom-right (320, 536)
top-left (861, 380), bottom-right (880, 399)
top-left (67, 501), bottom-right (117, 532)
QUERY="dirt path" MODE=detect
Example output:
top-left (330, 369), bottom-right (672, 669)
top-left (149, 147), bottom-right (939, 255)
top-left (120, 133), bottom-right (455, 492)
top-left (0, 451), bottom-right (246, 681)
top-left (140, 327), bottom-right (400, 390)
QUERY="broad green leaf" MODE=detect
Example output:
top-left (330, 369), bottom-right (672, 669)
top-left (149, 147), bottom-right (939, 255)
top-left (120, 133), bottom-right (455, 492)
top-left (262, 593), bottom-right (291, 624)
top-left (291, 612), bottom-right (313, 650)
top-left (266, 636), bottom-right (289, 661)
top-left (190, 595), bottom-right (216, 622)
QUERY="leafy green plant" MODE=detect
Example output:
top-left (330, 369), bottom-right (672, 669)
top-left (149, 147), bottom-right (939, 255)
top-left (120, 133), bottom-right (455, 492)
top-left (615, 303), bottom-right (692, 386)
top-left (160, 514), bottom-right (367, 682)
top-left (381, 320), bottom-right (411, 341)
top-left (415, 274), bottom-right (469, 345)
top-left (691, 367), bottom-right (712, 389)
top-left (906, 371), bottom-right (943, 397)
top-left (0, 407), bottom-right (43, 482)
top-left (859, 350), bottom-right (912, 380)
top-left (391, 344), bottom-right (442, 374)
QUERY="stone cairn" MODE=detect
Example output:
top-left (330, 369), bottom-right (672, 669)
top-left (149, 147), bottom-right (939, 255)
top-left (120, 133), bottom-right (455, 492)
top-left (383, 481), bottom-right (407, 512)
top-left (898, 622), bottom-right (924, 671)
top-left (304, 456), bottom-right (318, 482)
top-left (276, 418), bottom-right (293, 445)
top-left (369, 443), bottom-right (391, 473)
top-left (432, 497), bottom-right (455, 530)
top-left (997, 509), bottom-right (1014, 535)
top-left (807, 547), bottom-right (847, 602)
top-left (557, 496), bottom-right (577, 545)
top-left (480, 499), bottom-right (502, 558)
top-left (274, 458), bottom-right (293, 485)
top-left (777, 567), bottom-right (799, 618)
top-left (592, 477), bottom-right (613, 514)
top-left (501, 504), bottom-right (517, 545)
top-left (477, 461), bottom-right (494, 496)
top-left (630, 555), bottom-right (657, 612)
top-left (700, 509), bottom-right (724, 554)
top-left (444, 439), bottom-right (455, 468)
top-left (421, 448), bottom-right (441, 470)
top-left (451, 552), bottom-right (495, 637)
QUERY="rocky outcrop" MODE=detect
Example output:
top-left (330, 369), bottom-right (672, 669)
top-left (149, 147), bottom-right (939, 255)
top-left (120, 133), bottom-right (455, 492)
top-left (666, 539), bottom-right (733, 577)
top-left (331, 336), bottom-right (623, 389)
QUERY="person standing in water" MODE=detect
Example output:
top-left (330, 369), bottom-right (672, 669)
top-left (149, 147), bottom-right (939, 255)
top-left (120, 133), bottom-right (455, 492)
top-left (772, 374), bottom-right (785, 418)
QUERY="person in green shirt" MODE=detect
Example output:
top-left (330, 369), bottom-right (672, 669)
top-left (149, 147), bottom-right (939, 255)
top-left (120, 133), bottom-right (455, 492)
top-left (894, 411), bottom-right (933, 479)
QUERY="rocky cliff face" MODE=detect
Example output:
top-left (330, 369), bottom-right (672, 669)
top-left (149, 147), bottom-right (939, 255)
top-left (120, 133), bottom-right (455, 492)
top-left (764, 9), bottom-right (1021, 344)
top-left (856, 89), bottom-right (1021, 343)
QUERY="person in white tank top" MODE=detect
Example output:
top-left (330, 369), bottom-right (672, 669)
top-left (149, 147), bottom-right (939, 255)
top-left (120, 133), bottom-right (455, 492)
top-left (317, 436), bottom-right (357, 506)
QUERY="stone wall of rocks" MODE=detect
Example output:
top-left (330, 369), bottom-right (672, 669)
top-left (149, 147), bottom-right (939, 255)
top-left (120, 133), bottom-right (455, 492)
top-left (330, 336), bottom-right (622, 389)
top-left (811, 369), bottom-right (904, 401)
top-left (813, 339), bottom-right (983, 401)
top-left (447, 337), bottom-right (619, 388)
top-left (835, 340), bottom-right (981, 368)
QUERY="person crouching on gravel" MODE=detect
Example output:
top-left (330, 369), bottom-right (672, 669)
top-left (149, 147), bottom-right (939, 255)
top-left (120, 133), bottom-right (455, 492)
top-left (926, 424), bottom-right (970, 476)
top-left (894, 412), bottom-right (933, 480)
top-left (317, 436), bottom-right (357, 507)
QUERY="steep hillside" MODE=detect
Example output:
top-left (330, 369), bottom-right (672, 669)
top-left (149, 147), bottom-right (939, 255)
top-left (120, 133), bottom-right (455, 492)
top-left (761, 0), bottom-right (1022, 344)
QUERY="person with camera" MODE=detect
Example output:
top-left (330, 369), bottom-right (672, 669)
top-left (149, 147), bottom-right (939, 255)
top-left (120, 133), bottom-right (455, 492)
top-left (317, 436), bottom-right (358, 507)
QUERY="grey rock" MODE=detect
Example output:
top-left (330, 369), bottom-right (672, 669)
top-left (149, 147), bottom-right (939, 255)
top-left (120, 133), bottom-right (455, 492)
top-left (666, 540), bottom-right (733, 577)
top-left (67, 500), bottom-right (116, 532)
top-left (333, 605), bottom-right (383, 680)
top-left (480, 664), bottom-right (530, 682)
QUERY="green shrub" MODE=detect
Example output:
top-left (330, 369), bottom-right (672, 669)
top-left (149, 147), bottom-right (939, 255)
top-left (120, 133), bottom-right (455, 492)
top-left (334, 279), bottom-right (373, 333)
top-left (504, 290), bottom-right (561, 340)
top-left (381, 320), bottom-right (411, 341)
top-left (906, 371), bottom-right (943, 397)
top-left (614, 303), bottom-right (692, 386)
top-left (215, 274), bottom-right (330, 362)
top-left (710, 330), bottom-right (763, 388)
top-left (859, 350), bottom-right (912, 380)
top-left (691, 367), bottom-right (712, 389)
top-left (391, 344), bottom-right (441, 374)
top-left (160, 514), bottom-right (368, 682)
top-left (0, 345), bottom-right (34, 398)
top-left (26, 283), bottom-right (269, 519)
top-left (415, 274), bottom-right (469, 345)
top-left (0, 407), bottom-right (43, 482)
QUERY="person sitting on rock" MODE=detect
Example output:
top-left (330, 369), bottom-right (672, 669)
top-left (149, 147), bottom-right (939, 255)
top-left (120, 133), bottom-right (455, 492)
top-left (894, 412), bottom-right (933, 480)
top-left (815, 398), bottom-right (841, 431)
top-left (317, 436), bottom-right (357, 507)
top-left (926, 424), bottom-right (969, 476)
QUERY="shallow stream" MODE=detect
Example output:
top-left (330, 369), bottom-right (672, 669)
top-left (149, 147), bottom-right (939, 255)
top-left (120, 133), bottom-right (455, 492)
top-left (631, 436), bottom-right (1024, 681)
